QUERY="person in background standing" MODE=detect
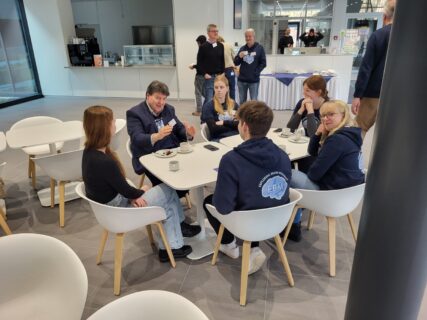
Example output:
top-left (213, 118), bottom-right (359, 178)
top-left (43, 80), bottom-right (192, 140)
top-left (278, 27), bottom-right (294, 54)
top-left (299, 28), bottom-right (324, 47)
top-left (189, 35), bottom-right (207, 116)
top-left (351, 0), bottom-right (395, 139)
top-left (196, 24), bottom-right (225, 106)
top-left (234, 28), bottom-right (267, 103)
top-left (217, 36), bottom-right (236, 100)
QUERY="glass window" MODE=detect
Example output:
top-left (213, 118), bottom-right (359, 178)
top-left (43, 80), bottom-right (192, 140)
top-left (346, 0), bottom-right (387, 13)
top-left (0, 0), bottom-right (41, 107)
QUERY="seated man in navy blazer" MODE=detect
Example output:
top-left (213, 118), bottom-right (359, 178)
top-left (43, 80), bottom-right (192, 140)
top-left (127, 80), bottom-right (200, 237)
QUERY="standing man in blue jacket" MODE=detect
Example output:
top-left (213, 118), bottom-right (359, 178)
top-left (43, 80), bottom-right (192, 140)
top-left (234, 28), bottom-right (267, 103)
top-left (127, 80), bottom-right (201, 237)
top-left (351, 0), bottom-right (395, 138)
top-left (203, 100), bottom-right (292, 275)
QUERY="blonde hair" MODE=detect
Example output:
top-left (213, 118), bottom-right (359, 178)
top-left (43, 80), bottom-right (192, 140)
top-left (320, 100), bottom-right (355, 144)
top-left (213, 74), bottom-right (235, 115)
top-left (384, 0), bottom-right (396, 20)
top-left (217, 36), bottom-right (225, 43)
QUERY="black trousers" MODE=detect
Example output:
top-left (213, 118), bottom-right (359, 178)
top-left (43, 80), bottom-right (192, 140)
top-left (145, 170), bottom-right (189, 199)
top-left (203, 195), bottom-right (258, 247)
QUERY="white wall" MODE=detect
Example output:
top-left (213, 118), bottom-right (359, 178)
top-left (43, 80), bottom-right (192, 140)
top-left (24, 0), bottom-right (75, 96)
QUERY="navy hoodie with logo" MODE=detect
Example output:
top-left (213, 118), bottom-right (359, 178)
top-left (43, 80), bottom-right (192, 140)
top-left (213, 137), bottom-right (292, 215)
top-left (234, 42), bottom-right (267, 83)
top-left (307, 127), bottom-right (365, 190)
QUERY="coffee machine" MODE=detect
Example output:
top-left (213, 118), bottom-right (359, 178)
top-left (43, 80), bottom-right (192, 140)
top-left (67, 38), bottom-right (100, 66)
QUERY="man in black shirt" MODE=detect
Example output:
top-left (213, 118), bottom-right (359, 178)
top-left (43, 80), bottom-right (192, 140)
top-left (299, 28), bottom-right (324, 47)
top-left (189, 35), bottom-right (207, 116)
top-left (278, 28), bottom-right (294, 54)
top-left (196, 24), bottom-right (225, 106)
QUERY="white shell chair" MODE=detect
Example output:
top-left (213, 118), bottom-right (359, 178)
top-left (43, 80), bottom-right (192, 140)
top-left (88, 290), bottom-right (209, 320)
top-left (110, 118), bottom-right (127, 152)
top-left (0, 233), bottom-right (88, 320)
top-left (10, 116), bottom-right (64, 189)
top-left (0, 162), bottom-right (11, 236)
top-left (284, 184), bottom-right (366, 277)
top-left (206, 189), bottom-right (302, 306)
top-left (200, 123), bottom-right (211, 142)
top-left (75, 182), bottom-right (176, 295)
top-left (33, 148), bottom-right (84, 227)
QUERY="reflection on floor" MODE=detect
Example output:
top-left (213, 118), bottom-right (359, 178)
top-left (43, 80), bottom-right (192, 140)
top-left (0, 96), bottom-right (374, 320)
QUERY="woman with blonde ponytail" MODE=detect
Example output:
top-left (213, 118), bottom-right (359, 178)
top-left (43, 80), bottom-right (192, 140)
top-left (82, 106), bottom-right (192, 262)
top-left (201, 74), bottom-right (239, 140)
top-left (290, 100), bottom-right (365, 191)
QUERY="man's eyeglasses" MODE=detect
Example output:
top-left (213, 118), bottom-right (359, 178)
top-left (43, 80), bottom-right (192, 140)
top-left (320, 112), bottom-right (341, 119)
top-left (209, 29), bottom-right (219, 33)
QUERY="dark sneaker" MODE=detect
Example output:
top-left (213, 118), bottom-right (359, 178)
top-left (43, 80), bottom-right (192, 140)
top-left (192, 111), bottom-right (201, 116)
top-left (288, 222), bottom-right (302, 242)
top-left (158, 245), bottom-right (193, 262)
top-left (180, 221), bottom-right (201, 238)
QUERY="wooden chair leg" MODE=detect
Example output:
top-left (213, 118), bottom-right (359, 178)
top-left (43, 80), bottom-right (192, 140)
top-left (138, 174), bottom-right (146, 188)
top-left (96, 229), bottom-right (109, 264)
top-left (307, 210), bottom-right (316, 230)
top-left (156, 222), bottom-right (176, 268)
top-left (211, 224), bottom-right (225, 265)
top-left (30, 158), bottom-right (36, 189)
top-left (347, 213), bottom-right (357, 242)
top-left (327, 217), bottom-right (336, 277)
top-left (274, 235), bottom-right (294, 286)
top-left (28, 155), bottom-right (33, 178)
top-left (58, 181), bottom-right (65, 227)
top-left (146, 225), bottom-right (155, 246)
top-left (282, 206), bottom-right (299, 246)
top-left (240, 240), bottom-right (251, 306)
top-left (50, 178), bottom-right (56, 208)
top-left (0, 207), bottom-right (12, 235)
top-left (185, 193), bottom-right (192, 209)
top-left (114, 233), bottom-right (124, 296)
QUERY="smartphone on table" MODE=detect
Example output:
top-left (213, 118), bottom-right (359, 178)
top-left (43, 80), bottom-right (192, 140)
top-left (204, 144), bottom-right (219, 151)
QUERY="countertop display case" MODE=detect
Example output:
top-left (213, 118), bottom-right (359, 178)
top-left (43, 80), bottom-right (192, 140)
top-left (123, 45), bottom-right (175, 66)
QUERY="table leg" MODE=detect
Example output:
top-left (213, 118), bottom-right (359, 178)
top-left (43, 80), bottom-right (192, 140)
top-left (185, 186), bottom-right (216, 260)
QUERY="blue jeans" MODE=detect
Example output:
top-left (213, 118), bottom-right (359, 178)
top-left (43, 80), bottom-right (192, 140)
top-left (290, 169), bottom-right (320, 223)
top-left (107, 183), bottom-right (185, 250)
top-left (224, 68), bottom-right (236, 100)
top-left (203, 77), bottom-right (215, 106)
top-left (237, 80), bottom-right (259, 103)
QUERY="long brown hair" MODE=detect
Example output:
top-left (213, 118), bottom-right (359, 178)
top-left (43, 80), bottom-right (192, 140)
top-left (83, 105), bottom-right (126, 177)
top-left (303, 75), bottom-right (329, 101)
top-left (213, 74), bottom-right (235, 115)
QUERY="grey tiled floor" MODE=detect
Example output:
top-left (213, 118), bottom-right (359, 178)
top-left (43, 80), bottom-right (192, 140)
top-left (0, 97), bottom-right (374, 320)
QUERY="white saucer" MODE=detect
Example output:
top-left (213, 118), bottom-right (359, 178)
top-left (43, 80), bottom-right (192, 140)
top-left (178, 148), bottom-right (193, 154)
top-left (154, 149), bottom-right (178, 158)
top-left (279, 132), bottom-right (292, 138)
top-left (288, 136), bottom-right (310, 144)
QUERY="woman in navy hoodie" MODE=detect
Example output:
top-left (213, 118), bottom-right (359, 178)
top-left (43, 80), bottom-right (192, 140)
top-left (291, 100), bottom-right (365, 190)
top-left (201, 74), bottom-right (239, 141)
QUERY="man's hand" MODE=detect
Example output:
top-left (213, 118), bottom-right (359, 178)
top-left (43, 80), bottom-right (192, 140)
top-left (184, 122), bottom-right (196, 138)
top-left (215, 120), bottom-right (224, 126)
top-left (204, 74), bottom-right (212, 80)
top-left (351, 98), bottom-right (361, 115)
top-left (303, 98), bottom-right (314, 113)
top-left (239, 51), bottom-right (246, 58)
top-left (188, 64), bottom-right (195, 70)
top-left (131, 197), bottom-right (147, 207)
top-left (154, 125), bottom-right (173, 142)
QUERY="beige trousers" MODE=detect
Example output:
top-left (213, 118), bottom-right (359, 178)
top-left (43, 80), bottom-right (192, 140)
top-left (355, 97), bottom-right (380, 138)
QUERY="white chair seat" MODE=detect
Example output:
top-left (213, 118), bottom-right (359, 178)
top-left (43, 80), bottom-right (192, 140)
top-left (88, 290), bottom-right (209, 320)
top-left (0, 234), bottom-right (88, 320)
top-left (22, 142), bottom-right (64, 156)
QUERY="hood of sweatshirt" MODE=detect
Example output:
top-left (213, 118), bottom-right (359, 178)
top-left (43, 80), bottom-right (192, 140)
top-left (233, 137), bottom-right (283, 169)
top-left (334, 127), bottom-right (363, 148)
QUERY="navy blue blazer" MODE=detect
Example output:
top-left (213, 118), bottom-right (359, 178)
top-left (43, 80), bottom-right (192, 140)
top-left (126, 101), bottom-right (187, 174)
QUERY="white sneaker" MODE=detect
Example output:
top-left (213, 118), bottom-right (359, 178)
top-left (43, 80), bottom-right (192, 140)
top-left (219, 239), bottom-right (239, 259)
top-left (248, 247), bottom-right (266, 275)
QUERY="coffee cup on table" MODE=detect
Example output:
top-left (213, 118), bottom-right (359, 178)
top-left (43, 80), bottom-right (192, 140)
top-left (169, 160), bottom-right (179, 172)
top-left (180, 142), bottom-right (192, 153)
top-left (282, 128), bottom-right (291, 136)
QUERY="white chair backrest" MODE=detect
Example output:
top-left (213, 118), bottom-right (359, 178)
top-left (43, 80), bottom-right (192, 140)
top-left (88, 290), bottom-right (209, 320)
top-left (296, 183), bottom-right (365, 218)
top-left (75, 182), bottom-right (166, 233)
top-left (10, 116), bottom-right (62, 130)
top-left (0, 234), bottom-right (88, 320)
top-left (206, 189), bottom-right (302, 242)
top-left (0, 131), bottom-right (6, 152)
top-left (200, 123), bottom-right (211, 142)
top-left (0, 162), bottom-right (5, 179)
top-left (33, 148), bottom-right (84, 182)
top-left (110, 118), bottom-right (127, 152)
top-left (126, 138), bottom-right (133, 159)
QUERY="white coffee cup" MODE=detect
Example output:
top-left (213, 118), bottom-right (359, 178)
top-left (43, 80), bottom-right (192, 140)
top-left (282, 128), bottom-right (291, 136)
top-left (169, 160), bottom-right (179, 171)
top-left (243, 51), bottom-right (249, 56)
top-left (180, 142), bottom-right (192, 153)
top-left (294, 130), bottom-right (302, 141)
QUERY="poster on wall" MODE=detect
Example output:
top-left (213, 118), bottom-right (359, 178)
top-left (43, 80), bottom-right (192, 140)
top-left (234, 0), bottom-right (242, 29)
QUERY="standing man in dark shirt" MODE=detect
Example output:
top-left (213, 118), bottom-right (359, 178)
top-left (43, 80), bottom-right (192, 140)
top-left (189, 35), bottom-right (207, 116)
top-left (278, 27), bottom-right (294, 54)
top-left (299, 28), bottom-right (324, 47)
top-left (351, 0), bottom-right (395, 138)
top-left (234, 28), bottom-right (267, 103)
top-left (196, 24), bottom-right (225, 106)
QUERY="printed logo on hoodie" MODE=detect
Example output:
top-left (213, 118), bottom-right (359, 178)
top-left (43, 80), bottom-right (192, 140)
top-left (260, 172), bottom-right (288, 200)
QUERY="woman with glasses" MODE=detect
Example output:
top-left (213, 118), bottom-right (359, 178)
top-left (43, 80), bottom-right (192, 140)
top-left (291, 100), bottom-right (365, 191)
